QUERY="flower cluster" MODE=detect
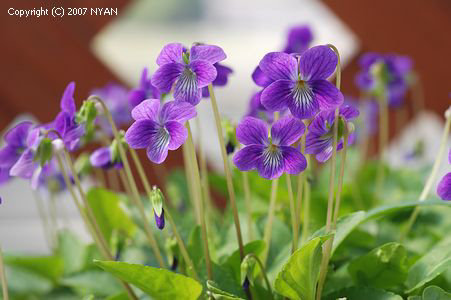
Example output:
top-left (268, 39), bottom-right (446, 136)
top-left (355, 53), bottom-right (412, 107)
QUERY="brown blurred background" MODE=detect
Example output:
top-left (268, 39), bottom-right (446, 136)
top-left (1, 0), bottom-right (450, 134)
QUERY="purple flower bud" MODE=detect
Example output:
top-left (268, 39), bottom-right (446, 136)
top-left (437, 173), bottom-right (451, 201)
top-left (154, 207), bottom-right (165, 230)
top-left (129, 68), bottom-right (161, 108)
top-left (242, 276), bottom-right (252, 300)
top-left (226, 141), bottom-right (235, 155)
top-left (170, 256), bottom-right (178, 271)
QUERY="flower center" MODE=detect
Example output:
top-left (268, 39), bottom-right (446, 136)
top-left (292, 80), bottom-right (314, 107)
top-left (262, 144), bottom-right (282, 170)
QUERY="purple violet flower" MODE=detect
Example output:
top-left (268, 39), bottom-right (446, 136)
top-left (233, 116), bottom-right (307, 180)
top-left (305, 105), bottom-right (360, 163)
top-left (437, 149), bottom-right (451, 201)
top-left (283, 25), bottom-right (313, 54)
top-left (129, 68), bottom-right (161, 108)
top-left (151, 43), bottom-right (226, 105)
top-left (90, 147), bottom-right (123, 170)
top-left (259, 45), bottom-right (344, 119)
top-left (355, 53), bottom-right (412, 107)
top-left (0, 121), bottom-right (33, 185)
top-left (92, 83), bottom-right (132, 128)
top-left (53, 82), bottom-right (85, 151)
top-left (202, 63), bottom-right (233, 97)
top-left (154, 208), bottom-right (165, 230)
top-left (125, 99), bottom-right (197, 164)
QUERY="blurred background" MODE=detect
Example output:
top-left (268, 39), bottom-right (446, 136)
top-left (0, 0), bottom-right (450, 253)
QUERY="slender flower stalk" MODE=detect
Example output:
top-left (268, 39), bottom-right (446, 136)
top-left (195, 117), bottom-right (214, 226)
top-left (128, 148), bottom-right (199, 280)
top-left (375, 90), bottom-right (389, 198)
top-left (208, 84), bottom-right (245, 260)
top-left (164, 207), bottom-right (200, 281)
top-left (243, 253), bottom-right (274, 300)
top-left (401, 107), bottom-right (451, 240)
top-left (333, 126), bottom-right (351, 226)
top-left (54, 153), bottom-right (138, 300)
top-left (295, 120), bottom-right (309, 247)
top-left (242, 171), bottom-right (253, 241)
top-left (186, 122), bottom-right (213, 280)
top-left (316, 44), bottom-right (341, 300)
top-left (0, 246), bottom-right (9, 300)
top-left (262, 179), bottom-right (279, 265)
top-left (182, 143), bottom-right (200, 224)
top-left (300, 172), bottom-right (311, 244)
top-left (32, 191), bottom-right (54, 251)
top-left (90, 96), bottom-right (166, 268)
top-left (286, 174), bottom-right (297, 253)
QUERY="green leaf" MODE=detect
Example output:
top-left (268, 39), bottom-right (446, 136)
top-left (222, 240), bottom-right (266, 282)
top-left (312, 200), bottom-right (451, 255)
top-left (6, 265), bottom-right (53, 295)
top-left (348, 242), bottom-right (409, 289)
top-left (406, 236), bottom-right (451, 292)
top-left (4, 255), bottom-right (64, 283)
top-left (206, 280), bottom-right (245, 299)
top-left (94, 260), bottom-right (202, 300)
top-left (417, 286), bottom-right (451, 300)
top-left (325, 286), bottom-right (403, 300)
top-left (57, 230), bottom-right (89, 274)
top-left (61, 270), bottom-right (121, 296)
top-left (86, 188), bottom-right (136, 243)
top-left (274, 237), bottom-right (324, 300)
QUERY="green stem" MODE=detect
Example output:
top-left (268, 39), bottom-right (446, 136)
top-left (55, 154), bottom-right (138, 300)
top-left (129, 147), bottom-right (199, 280)
top-left (295, 120), bottom-right (309, 247)
top-left (244, 253), bottom-right (274, 300)
top-left (91, 96), bottom-right (166, 268)
top-left (300, 157), bottom-right (311, 244)
top-left (242, 172), bottom-right (254, 242)
top-left (400, 108), bottom-right (451, 241)
top-left (376, 91), bottom-right (389, 198)
top-left (333, 131), bottom-right (350, 227)
top-left (0, 246), bottom-right (9, 300)
top-left (262, 179), bottom-right (279, 265)
top-left (186, 122), bottom-right (213, 280)
top-left (316, 44), bottom-right (341, 300)
top-left (286, 174), bottom-right (297, 253)
top-left (32, 191), bottom-right (54, 252)
top-left (165, 208), bottom-right (200, 281)
top-left (208, 84), bottom-right (245, 260)
top-left (182, 143), bottom-right (200, 224)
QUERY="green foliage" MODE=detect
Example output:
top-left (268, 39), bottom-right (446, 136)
top-left (94, 260), bottom-right (203, 300)
top-left (408, 286), bottom-right (451, 300)
top-left (406, 236), bottom-right (451, 293)
top-left (4, 255), bottom-right (64, 283)
top-left (86, 187), bottom-right (136, 243)
top-left (274, 237), bottom-right (325, 300)
top-left (206, 280), bottom-right (245, 299)
top-left (348, 242), bottom-right (409, 289)
top-left (35, 137), bottom-right (53, 166)
top-left (325, 286), bottom-right (403, 300)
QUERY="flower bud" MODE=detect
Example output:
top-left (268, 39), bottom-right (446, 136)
top-left (151, 186), bottom-right (165, 230)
